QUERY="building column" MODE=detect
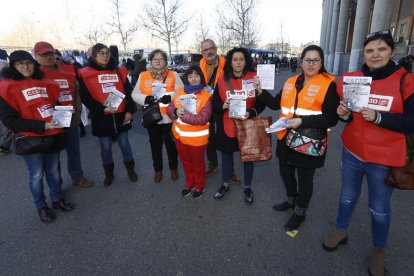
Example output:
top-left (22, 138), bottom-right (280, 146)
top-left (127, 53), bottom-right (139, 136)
top-left (333, 0), bottom-right (351, 75)
top-left (327, 0), bottom-right (340, 73)
top-left (371, 0), bottom-right (394, 32)
top-left (348, 0), bottom-right (371, 72)
top-left (324, 0), bottom-right (334, 62)
top-left (320, 0), bottom-right (328, 48)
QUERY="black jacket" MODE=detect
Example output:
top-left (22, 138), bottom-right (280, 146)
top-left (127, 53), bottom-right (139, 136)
top-left (79, 60), bottom-right (135, 137)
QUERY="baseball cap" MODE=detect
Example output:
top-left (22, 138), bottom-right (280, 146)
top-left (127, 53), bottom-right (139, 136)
top-left (34, 41), bottom-right (55, 55)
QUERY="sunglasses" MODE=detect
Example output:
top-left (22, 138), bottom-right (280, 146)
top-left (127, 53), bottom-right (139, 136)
top-left (365, 30), bottom-right (392, 40)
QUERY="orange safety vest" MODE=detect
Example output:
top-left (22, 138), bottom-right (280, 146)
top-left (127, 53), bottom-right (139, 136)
top-left (40, 66), bottom-right (77, 107)
top-left (278, 73), bottom-right (335, 140)
top-left (171, 87), bottom-right (211, 146)
top-left (0, 79), bottom-right (63, 137)
top-left (217, 71), bottom-right (257, 138)
top-left (139, 70), bottom-right (176, 115)
top-left (78, 66), bottom-right (128, 113)
top-left (199, 56), bottom-right (226, 89)
top-left (338, 68), bottom-right (411, 167)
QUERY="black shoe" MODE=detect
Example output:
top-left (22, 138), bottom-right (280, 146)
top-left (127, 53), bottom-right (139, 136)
top-left (37, 207), bottom-right (55, 223)
top-left (214, 184), bottom-right (230, 200)
top-left (181, 188), bottom-right (192, 197)
top-left (244, 187), bottom-right (253, 204)
top-left (284, 213), bottom-right (305, 231)
top-left (52, 199), bottom-right (74, 212)
top-left (193, 189), bottom-right (204, 199)
top-left (272, 201), bottom-right (295, 211)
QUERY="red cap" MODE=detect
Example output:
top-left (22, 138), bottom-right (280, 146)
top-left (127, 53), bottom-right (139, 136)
top-left (34, 41), bottom-right (55, 55)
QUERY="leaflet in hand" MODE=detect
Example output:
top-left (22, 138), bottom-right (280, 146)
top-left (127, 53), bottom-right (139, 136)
top-left (52, 105), bottom-right (73, 127)
top-left (103, 89), bottom-right (125, 109)
top-left (342, 76), bottom-right (372, 112)
top-left (229, 90), bottom-right (247, 119)
top-left (257, 64), bottom-right (275, 90)
top-left (180, 94), bottom-right (197, 114)
top-left (152, 83), bottom-right (166, 100)
top-left (265, 117), bottom-right (290, 133)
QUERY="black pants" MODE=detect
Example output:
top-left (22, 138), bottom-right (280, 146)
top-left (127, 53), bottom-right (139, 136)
top-left (206, 114), bottom-right (218, 167)
top-left (279, 163), bottom-right (316, 209)
top-left (147, 123), bottom-right (178, 171)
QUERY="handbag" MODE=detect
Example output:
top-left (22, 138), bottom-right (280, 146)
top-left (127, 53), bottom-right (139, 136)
top-left (235, 117), bottom-right (272, 162)
top-left (385, 72), bottom-right (414, 190)
top-left (285, 127), bottom-right (327, 157)
top-left (14, 133), bottom-right (55, 155)
top-left (141, 102), bottom-right (162, 128)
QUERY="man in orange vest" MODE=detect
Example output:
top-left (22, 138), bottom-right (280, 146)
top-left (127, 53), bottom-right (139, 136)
top-left (199, 39), bottom-right (240, 183)
top-left (34, 41), bottom-right (93, 188)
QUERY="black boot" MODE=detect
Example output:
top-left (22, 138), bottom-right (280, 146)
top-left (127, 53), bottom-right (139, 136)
top-left (124, 160), bottom-right (138, 182)
top-left (103, 163), bottom-right (115, 187)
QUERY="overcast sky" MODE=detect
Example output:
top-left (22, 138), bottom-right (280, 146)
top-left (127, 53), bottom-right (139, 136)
top-left (1, 0), bottom-right (323, 50)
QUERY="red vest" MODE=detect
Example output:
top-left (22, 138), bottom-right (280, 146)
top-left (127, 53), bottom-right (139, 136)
top-left (78, 66), bottom-right (128, 112)
top-left (171, 87), bottom-right (211, 146)
top-left (337, 68), bottom-right (413, 166)
top-left (217, 71), bottom-right (257, 138)
top-left (40, 66), bottom-right (77, 107)
top-left (0, 79), bottom-right (63, 137)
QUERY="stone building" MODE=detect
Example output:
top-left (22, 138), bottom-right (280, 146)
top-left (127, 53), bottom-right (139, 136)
top-left (320, 0), bottom-right (414, 75)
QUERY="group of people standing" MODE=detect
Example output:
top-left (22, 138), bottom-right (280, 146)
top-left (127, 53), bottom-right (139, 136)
top-left (0, 29), bottom-right (413, 276)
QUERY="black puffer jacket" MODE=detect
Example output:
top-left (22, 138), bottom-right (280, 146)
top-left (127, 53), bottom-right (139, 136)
top-left (79, 59), bottom-right (135, 137)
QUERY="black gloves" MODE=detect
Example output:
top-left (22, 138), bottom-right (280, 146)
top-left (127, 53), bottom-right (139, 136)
top-left (145, 96), bottom-right (155, 104)
top-left (160, 95), bottom-right (171, 104)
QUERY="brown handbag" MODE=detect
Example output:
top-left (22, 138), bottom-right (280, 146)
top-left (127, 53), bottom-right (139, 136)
top-left (235, 117), bottom-right (272, 162)
top-left (385, 72), bottom-right (414, 190)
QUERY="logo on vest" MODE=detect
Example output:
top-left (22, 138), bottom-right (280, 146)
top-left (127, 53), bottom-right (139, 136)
top-left (368, 94), bottom-right (393, 111)
top-left (98, 74), bottom-right (119, 84)
top-left (22, 87), bottom-right (48, 101)
top-left (54, 79), bottom-right (69, 89)
top-left (307, 85), bottom-right (320, 96)
top-left (37, 104), bottom-right (54, 118)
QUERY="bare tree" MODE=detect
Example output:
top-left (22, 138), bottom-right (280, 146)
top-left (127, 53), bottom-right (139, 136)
top-left (143, 0), bottom-right (192, 57)
top-left (83, 27), bottom-right (109, 46)
top-left (217, 0), bottom-right (260, 48)
top-left (216, 28), bottom-right (232, 55)
top-left (108, 0), bottom-right (139, 52)
top-left (192, 16), bottom-right (211, 50)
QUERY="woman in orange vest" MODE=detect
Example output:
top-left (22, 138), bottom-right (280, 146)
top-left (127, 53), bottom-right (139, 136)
top-left (0, 50), bottom-right (74, 223)
top-left (212, 47), bottom-right (266, 204)
top-left (257, 45), bottom-right (339, 232)
top-left (323, 30), bottom-right (414, 276)
top-left (131, 49), bottom-right (184, 183)
top-left (78, 43), bottom-right (137, 187)
top-left (167, 65), bottom-right (211, 199)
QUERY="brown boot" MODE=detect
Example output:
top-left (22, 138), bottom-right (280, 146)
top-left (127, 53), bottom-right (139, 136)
top-left (322, 230), bottom-right (348, 251)
top-left (154, 171), bottom-right (162, 183)
top-left (103, 163), bottom-right (114, 187)
top-left (369, 248), bottom-right (385, 276)
top-left (171, 169), bottom-right (178, 181)
top-left (124, 160), bottom-right (138, 182)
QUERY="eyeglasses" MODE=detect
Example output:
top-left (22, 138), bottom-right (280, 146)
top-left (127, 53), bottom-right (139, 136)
top-left (97, 51), bottom-right (110, 57)
top-left (152, 58), bottom-right (165, 62)
top-left (202, 46), bottom-right (216, 53)
top-left (15, 61), bottom-right (34, 68)
top-left (303, 58), bottom-right (321, 65)
top-left (365, 30), bottom-right (391, 40)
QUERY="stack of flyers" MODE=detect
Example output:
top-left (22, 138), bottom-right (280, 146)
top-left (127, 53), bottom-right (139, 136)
top-left (52, 105), bottom-right (73, 127)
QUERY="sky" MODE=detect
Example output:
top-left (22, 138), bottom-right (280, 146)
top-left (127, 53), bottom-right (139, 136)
top-left (1, 0), bottom-right (323, 51)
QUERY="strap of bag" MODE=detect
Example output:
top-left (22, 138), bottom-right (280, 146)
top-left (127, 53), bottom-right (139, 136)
top-left (225, 78), bottom-right (235, 94)
top-left (208, 66), bottom-right (219, 89)
top-left (116, 68), bottom-right (125, 88)
top-left (400, 72), bottom-right (408, 94)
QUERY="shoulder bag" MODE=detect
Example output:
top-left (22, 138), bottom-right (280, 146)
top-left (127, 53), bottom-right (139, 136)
top-left (14, 133), bottom-right (55, 155)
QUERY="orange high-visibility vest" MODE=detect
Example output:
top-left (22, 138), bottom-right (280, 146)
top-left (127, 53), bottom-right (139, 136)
top-left (171, 87), bottom-right (211, 146)
top-left (139, 70), bottom-right (176, 115)
top-left (199, 56), bottom-right (226, 89)
top-left (278, 73), bottom-right (335, 140)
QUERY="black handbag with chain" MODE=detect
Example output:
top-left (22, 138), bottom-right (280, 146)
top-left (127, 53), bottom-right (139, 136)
top-left (14, 133), bottom-right (55, 155)
top-left (141, 102), bottom-right (162, 128)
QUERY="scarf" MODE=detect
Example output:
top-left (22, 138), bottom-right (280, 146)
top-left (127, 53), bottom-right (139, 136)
top-left (184, 84), bottom-right (204, 94)
top-left (149, 67), bottom-right (169, 81)
top-left (361, 60), bottom-right (401, 80)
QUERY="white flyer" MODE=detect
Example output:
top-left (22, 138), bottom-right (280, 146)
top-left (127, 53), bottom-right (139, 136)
top-left (51, 105), bottom-right (73, 127)
top-left (180, 94), bottom-right (197, 114)
top-left (342, 76), bottom-right (372, 112)
top-left (152, 83), bottom-right (166, 100)
top-left (265, 117), bottom-right (290, 133)
top-left (103, 89), bottom-right (125, 109)
top-left (229, 90), bottom-right (247, 119)
top-left (257, 64), bottom-right (275, 90)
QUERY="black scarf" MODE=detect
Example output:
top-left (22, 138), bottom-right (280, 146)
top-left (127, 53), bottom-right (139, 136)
top-left (361, 60), bottom-right (401, 80)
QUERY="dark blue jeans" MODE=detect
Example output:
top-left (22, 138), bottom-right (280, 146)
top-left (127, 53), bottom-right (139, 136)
top-left (221, 151), bottom-right (253, 187)
top-left (63, 127), bottom-right (84, 180)
top-left (98, 131), bottom-right (133, 166)
top-left (22, 152), bottom-right (61, 209)
top-left (335, 147), bottom-right (393, 248)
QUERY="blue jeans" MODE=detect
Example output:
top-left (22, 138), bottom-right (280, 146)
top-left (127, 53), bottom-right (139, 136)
top-left (22, 152), bottom-right (61, 209)
top-left (64, 127), bottom-right (84, 180)
top-left (336, 147), bottom-right (393, 248)
top-left (99, 131), bottom-right (133, 166)
top-left (221, 152), bottom-right (254, 187)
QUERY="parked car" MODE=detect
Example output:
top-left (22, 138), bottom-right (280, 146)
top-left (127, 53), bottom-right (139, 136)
top-left (168, 53), bottom-right (203, 77)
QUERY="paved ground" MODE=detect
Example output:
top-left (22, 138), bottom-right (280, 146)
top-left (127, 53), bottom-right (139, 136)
top-left (0, 68), bottom-right (413, 275)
